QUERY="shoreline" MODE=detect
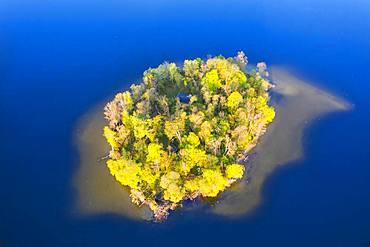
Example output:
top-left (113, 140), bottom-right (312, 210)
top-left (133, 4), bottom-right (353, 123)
top-left (72, 65), bottom-right (350, 221)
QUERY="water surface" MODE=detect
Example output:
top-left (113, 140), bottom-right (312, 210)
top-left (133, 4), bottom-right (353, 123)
top-left (1, 0), bottom-right (370, 246)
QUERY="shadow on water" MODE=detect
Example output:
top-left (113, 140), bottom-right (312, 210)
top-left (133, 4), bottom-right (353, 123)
top-left (72, 65), bottom-right (350, 221)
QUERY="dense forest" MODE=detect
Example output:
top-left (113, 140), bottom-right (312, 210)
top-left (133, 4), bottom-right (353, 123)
top-left (103, 52), bottom-right (275, 221)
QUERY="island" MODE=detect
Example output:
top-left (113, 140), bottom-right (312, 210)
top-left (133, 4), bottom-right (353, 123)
top-left (102, 52), bottom-right (275, 221)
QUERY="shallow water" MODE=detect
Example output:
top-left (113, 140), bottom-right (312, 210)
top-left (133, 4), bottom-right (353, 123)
top-left (213, 66), bottom-right (349, 216)
top-left (73, 105), bottom-right (152, 220)
top-left (73, 66), bottom-right (350, 220)
top-left (2, 0), bottom-right (370, 246)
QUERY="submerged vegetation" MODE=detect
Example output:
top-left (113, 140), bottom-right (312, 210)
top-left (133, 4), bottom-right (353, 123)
top-left (102, 52), bottom-right (275, 221)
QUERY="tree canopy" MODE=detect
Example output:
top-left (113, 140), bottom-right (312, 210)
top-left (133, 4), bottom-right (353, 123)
top-left (103, 52), bottom-right (275, 221)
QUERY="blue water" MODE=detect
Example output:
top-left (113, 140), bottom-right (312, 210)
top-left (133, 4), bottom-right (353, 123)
top-left (1, 0), bottom-right (370, 246)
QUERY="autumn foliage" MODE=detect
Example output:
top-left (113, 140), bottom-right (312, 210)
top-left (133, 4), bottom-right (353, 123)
top-left (103, 52), bottom-right (275, 220)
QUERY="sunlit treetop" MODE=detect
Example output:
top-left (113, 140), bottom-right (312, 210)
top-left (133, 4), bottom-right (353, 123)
top-left (103, 51), bottom-right (275, 221)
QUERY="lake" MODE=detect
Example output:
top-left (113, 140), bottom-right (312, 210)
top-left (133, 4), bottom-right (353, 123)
top-left (1, 0), bottom-right (370, 246)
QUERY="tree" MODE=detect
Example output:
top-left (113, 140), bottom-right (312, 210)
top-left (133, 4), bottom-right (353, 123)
top-left (235, 51), bottom-right (248, 68)
top-left (198, 121), bottom-right (212, 143)
top-left (107, 158), bottom-right (142, 190)
top-left (160, 171), bottom-right (185, 203)
top-left (257, 62), bottom-right (268, 77)
top-left (103, 126), bottom-right (119, 150)
top-left (227, 91), bottom-right (243, 111)
top-left (202, 69), bottom-right (222, 92)
top-left (164, 113), bottom-right (186, 141)
top-left (182, 132), bottom-right (200, 148)
top-left (198, 169), bottom-right (228, 197)
top-left (102, 52), bottom-right (275, 221)
top-left (179, 147), bottom-right (207, 174)
top-left (225, 164), bottom-right (245, 179)
top-left (104, 101), bottom-right (121, 128)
